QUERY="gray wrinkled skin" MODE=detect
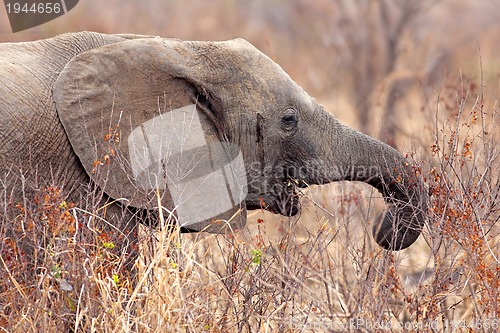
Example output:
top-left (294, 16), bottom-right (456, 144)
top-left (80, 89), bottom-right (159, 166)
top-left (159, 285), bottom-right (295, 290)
top-left (0, 32), bottom-right (426, 250)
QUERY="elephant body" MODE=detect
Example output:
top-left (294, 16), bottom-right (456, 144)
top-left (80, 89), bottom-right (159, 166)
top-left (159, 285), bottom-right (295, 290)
top-left (1, 33), bottom-right (127, 212)
top-left (0, 32), bottom-right (427, 250)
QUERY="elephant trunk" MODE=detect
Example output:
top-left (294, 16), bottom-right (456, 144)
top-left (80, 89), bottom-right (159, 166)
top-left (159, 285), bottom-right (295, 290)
top-left (306, 113), bottom-right (427, 250)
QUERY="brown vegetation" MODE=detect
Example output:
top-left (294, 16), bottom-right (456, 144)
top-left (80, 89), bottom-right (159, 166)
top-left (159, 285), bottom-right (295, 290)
top-left (1, 0), bottom-right (499, 332)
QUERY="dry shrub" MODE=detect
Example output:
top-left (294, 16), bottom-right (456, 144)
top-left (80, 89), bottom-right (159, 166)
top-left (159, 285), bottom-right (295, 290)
top-left (0, 185), bottom-right (137, 332)
top-left (1, 72), bottom-right (499, 332)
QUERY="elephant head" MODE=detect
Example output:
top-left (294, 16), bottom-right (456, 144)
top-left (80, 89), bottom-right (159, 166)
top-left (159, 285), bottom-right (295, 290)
top-left (52, 35), bottom-right (426, 250)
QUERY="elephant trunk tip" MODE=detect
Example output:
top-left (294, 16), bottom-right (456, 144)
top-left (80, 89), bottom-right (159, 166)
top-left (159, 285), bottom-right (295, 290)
top-left (372, 198), bottom-right (427, 251)
top-left (364, 158), bottom-right (428, 250)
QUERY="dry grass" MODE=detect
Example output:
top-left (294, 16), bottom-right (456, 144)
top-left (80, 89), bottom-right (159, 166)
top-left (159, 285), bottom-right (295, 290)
top-left (1, 77), bottom-right (498, 332)
top-left (1, 1), bottom-right (500, 332)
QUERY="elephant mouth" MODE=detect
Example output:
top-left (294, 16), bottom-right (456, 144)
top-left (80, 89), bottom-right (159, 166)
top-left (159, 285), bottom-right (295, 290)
top-left (270, 186), bottom-right (300, 216)
top-left (246, 178), bottom-right (300, 217)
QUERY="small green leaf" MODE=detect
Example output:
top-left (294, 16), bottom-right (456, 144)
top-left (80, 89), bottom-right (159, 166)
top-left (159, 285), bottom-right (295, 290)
top-left (250, 249), bottom-right (262, 265)
top-left (112, 274), bottom-right (120, 286)
top-left (67, 296), bottom-right (76, 312)
top-left (102, 241), bottom-right (115, 249)
top-left (52, 264), bottom-right (62, 279)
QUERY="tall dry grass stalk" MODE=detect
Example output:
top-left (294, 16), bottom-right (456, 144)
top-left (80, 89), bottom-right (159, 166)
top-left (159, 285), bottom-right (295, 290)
top-left (1, 73), bottom-right (499, 332)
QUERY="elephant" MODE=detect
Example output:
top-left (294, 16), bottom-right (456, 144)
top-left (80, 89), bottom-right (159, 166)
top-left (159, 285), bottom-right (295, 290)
top-left (0, 31), bottom-right (427, 252)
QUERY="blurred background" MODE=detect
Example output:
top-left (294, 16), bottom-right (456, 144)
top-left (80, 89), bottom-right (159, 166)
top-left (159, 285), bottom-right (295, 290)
top-left (2, 3), bottom-right (499, 330)
top-left (1, 0), bottom-right (499, 149)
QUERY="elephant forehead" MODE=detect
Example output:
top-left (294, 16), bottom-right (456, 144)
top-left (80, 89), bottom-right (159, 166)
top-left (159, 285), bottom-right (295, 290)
top-left (150, 37), bottom-right (302, 101)
top-left (214, 41), bottom-right (311, 102)
top-left (183, 39), bottom-right (290, 82)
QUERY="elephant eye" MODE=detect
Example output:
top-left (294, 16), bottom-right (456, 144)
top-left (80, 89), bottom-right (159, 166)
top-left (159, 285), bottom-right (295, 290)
top-left (281, 109), bottom-right (298, 131)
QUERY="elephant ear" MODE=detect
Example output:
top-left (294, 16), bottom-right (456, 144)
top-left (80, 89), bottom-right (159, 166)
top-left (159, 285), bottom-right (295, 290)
top-left (53, 37), bottom-right (247, 233)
